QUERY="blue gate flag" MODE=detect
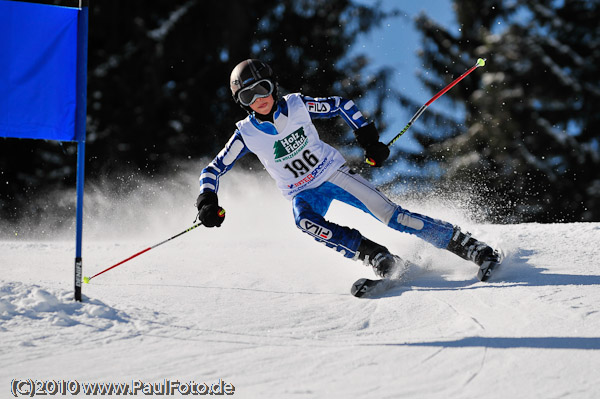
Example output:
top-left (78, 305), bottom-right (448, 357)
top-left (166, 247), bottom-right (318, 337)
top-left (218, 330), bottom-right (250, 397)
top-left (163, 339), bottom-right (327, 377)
top-left (0, 0), bottom-right (89, 302)
top-left (0, 0), bottom-right (79, 141)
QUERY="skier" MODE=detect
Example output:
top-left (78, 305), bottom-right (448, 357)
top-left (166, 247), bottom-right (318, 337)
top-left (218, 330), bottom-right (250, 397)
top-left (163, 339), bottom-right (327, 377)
top-left (196, 59), bottom-right (499, 280)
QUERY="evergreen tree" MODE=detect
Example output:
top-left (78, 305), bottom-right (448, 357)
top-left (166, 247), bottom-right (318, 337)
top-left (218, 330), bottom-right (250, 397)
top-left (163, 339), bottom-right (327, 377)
top-left (404, 0), bottom-right (600, 222)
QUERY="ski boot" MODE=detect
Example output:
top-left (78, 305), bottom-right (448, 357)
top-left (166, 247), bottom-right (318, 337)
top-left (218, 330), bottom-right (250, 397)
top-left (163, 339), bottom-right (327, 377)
top-left (356, 237), bottom-right (403, 278)
top-left (446, 226), bottom-right (501, 281)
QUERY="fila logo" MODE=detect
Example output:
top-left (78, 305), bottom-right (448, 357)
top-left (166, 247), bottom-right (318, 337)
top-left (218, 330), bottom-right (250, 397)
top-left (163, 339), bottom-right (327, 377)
top-left (306, 102), bottom-right (331, 113)
top-left (300, 219), bottom-right (332, 240)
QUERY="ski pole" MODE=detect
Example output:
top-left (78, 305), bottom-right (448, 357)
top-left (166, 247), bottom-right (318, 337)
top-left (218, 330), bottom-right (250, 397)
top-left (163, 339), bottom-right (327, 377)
top-left (83, 217), bottom-right (217, 283)
top-left (366, 58), bottom-right (486, 166)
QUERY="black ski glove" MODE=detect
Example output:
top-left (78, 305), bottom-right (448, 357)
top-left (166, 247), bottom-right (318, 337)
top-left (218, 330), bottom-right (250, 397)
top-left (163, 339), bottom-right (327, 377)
top-left (196, 192), bottom-right (225, 228)
top-left (364, 142), bottom-right (390, 167)
top-left (354, 122), bottom-right (390, 167)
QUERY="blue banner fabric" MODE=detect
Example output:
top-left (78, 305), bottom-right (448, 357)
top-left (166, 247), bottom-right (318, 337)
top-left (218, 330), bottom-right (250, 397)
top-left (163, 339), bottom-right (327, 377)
top-left (0, 0), bottom-right (79, 141)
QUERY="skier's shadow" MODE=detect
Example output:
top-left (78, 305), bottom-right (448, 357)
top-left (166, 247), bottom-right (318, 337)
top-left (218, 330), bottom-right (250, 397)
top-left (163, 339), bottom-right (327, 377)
top-left (366, 336), bottom-right (600, 350)
top-left (493, 248), bottom-right (600, 287)
top-left (368, 248), bottom-right (600, 298)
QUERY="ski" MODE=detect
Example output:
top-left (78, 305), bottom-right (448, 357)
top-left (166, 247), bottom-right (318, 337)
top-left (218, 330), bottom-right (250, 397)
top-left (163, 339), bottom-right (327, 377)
top-left (351, 250), bottom-right (504, 297)
top-left (350, 258), bottom-right (421, 298)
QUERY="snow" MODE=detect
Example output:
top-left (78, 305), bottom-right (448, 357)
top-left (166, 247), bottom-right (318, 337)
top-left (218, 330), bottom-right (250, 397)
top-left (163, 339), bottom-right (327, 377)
top-left (2, 170), bottom-right (600, 398)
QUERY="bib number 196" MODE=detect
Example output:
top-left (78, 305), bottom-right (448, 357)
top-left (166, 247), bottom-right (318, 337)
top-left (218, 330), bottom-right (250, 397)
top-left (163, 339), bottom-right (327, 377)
top-left (284, 149), bottom-right (319, 178)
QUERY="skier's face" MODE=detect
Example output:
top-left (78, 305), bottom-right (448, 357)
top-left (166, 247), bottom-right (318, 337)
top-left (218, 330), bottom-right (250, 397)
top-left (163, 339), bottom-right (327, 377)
top-left (249, 95), bottom-right (275, 115)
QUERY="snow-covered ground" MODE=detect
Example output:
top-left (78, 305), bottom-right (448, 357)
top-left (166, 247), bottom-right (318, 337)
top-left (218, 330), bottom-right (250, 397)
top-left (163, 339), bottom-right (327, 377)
top-left (2, 170), bottom-right (600, 398)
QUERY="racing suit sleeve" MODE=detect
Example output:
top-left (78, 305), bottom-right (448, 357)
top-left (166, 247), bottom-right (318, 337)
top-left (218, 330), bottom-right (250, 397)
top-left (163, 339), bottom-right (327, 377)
top-left (199, 130), bottom-right (250, 194)
top-left (300, 95), bottom-right (370, 130)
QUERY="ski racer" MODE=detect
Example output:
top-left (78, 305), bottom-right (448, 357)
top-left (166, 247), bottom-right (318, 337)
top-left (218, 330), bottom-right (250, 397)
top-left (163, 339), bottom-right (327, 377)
top-left (196, 59), bottom-right (500, 279)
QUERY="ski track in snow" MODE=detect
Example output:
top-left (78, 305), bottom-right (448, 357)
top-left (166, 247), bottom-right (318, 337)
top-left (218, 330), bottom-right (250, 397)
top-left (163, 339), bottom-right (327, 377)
top-left (1, 171), bottom-right (600, 398)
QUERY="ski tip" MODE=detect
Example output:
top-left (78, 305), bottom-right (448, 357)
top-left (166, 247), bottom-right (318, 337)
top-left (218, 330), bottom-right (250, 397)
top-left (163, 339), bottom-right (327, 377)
top-left (351, 278), bottom-right (372, 298)
top-left (477, 58), bottom-right (486, 67)
top-left (351, 278), bottom-right (386, 298)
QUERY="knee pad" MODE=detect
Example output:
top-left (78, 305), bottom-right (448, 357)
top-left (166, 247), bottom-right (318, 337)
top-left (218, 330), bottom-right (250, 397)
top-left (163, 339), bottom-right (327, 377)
top-left (388, 206), bottom-right (454, 248)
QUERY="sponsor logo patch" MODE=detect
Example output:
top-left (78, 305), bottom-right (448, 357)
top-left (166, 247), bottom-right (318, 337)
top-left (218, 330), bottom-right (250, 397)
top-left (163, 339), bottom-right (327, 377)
top-left (273, 127), bottom-right (308, 162)
top-left (300, 219), bottom-right (333, 240)
top-left (306, 102), bottom-right (331, 113)
top-left (287, 157), bottom-right (334, 195)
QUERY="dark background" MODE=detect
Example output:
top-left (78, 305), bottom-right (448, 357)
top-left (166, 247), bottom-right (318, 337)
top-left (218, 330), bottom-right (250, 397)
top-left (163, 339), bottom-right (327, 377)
top-left (1, 0), bottom-right (598, 225)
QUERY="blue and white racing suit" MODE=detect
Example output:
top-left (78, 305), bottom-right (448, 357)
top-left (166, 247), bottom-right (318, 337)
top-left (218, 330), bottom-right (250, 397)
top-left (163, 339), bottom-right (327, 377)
top-left (199, 93), bottom-right (454, 259)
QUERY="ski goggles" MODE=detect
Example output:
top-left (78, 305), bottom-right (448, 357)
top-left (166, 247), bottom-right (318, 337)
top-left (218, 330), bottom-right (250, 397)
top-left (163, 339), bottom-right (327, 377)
top-left (237, 79), bottom-right (274, 106)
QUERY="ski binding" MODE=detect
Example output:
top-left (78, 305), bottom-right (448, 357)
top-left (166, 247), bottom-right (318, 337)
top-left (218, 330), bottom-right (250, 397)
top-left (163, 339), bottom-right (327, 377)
top-left (477, 250), bottom-right (503, 282)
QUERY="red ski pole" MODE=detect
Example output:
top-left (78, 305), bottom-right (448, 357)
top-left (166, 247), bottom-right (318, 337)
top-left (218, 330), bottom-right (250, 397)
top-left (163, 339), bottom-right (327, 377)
top-left (366, 58), bottom-right (486, 165)
top-left (83, 216), bottom-right (219, 283)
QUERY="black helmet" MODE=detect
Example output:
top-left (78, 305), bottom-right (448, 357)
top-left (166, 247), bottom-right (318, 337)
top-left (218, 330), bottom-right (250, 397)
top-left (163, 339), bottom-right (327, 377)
top-left (230, 59), bottom-right (278, 112)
